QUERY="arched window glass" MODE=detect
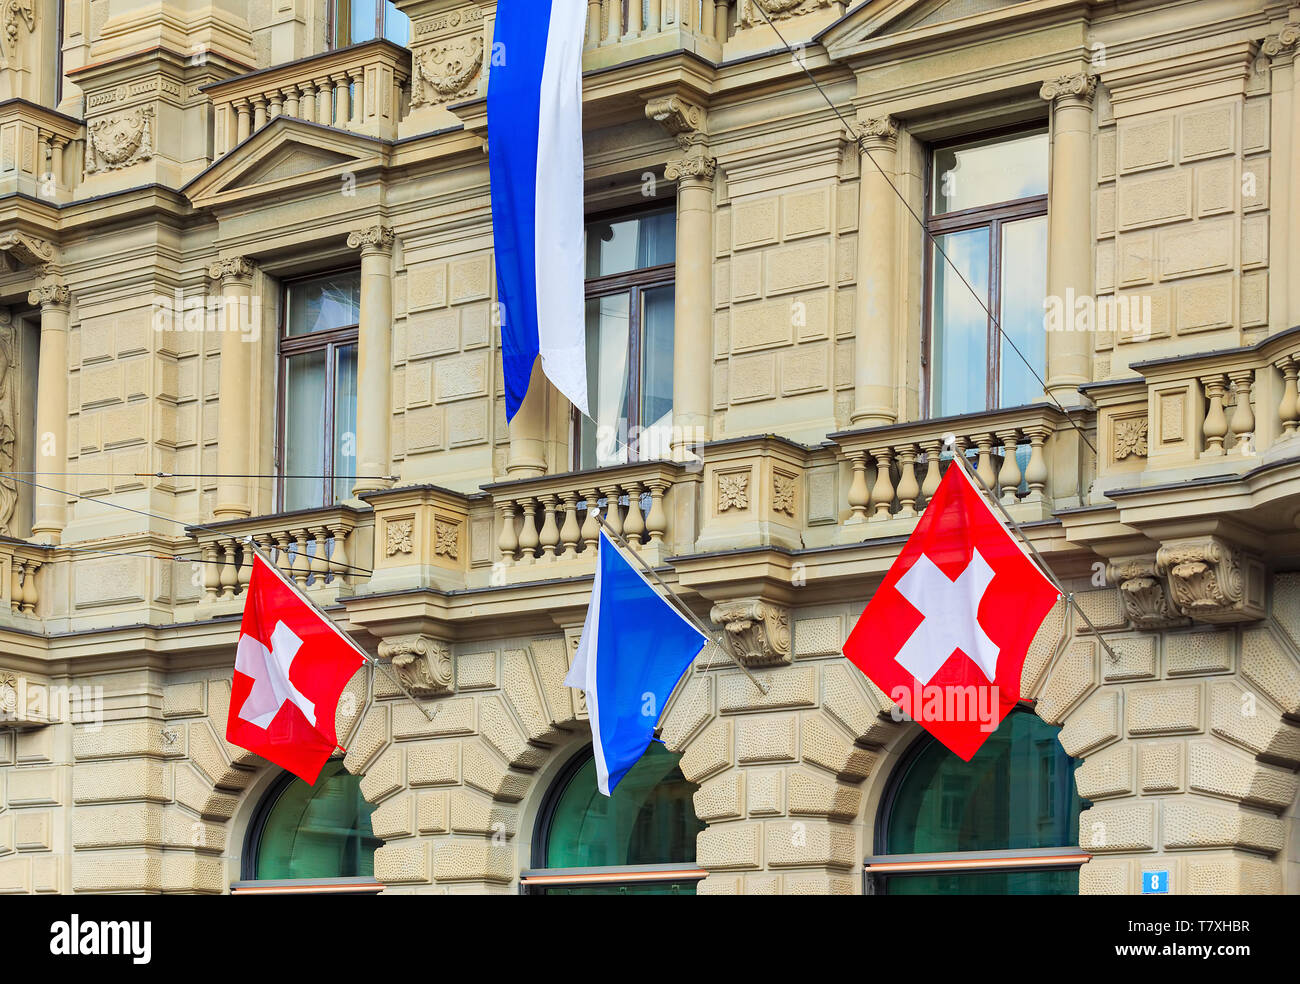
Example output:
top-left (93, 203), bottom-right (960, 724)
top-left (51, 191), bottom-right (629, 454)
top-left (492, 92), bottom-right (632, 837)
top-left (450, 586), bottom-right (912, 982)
top-left (249, 761), bottom-right (380, 881)
top-left (875, 710), bottom-right (1087, 894)
top-left (528, 743), bottom-right (704, 894)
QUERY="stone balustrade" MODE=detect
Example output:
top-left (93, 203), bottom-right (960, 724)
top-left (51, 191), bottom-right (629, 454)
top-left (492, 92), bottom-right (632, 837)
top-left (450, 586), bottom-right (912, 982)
top-left (0, 538), bottom-right (45, 617)
top-left (186, 505), bottom-right (372, 606)
top-left (829, 404), bottom-right (1087, 530)
top-left (0, 99), bottom-right (83, 203)
top-left (204, 39), bottom-right (411, 158)
top-left (583, 0), bottom-right (729, 65)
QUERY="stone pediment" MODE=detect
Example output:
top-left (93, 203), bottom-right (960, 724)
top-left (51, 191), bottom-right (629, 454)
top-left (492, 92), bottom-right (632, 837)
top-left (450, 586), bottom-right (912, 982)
top-left (182, 117), bottom-right (387, 211)
top-left (820, 0), bottom-right (1050, 58)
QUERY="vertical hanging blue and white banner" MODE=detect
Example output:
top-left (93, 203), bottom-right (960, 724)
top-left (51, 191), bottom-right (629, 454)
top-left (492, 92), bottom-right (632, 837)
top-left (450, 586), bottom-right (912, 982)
top-left (487, 0), bottom-right (589, 421)
top-left (565, 530), bottom-right (709, 795)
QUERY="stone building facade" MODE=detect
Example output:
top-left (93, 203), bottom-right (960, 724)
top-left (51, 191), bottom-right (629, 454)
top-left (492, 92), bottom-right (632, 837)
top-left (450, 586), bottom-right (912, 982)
top-left (0, 0), bottom-right (1298, 895)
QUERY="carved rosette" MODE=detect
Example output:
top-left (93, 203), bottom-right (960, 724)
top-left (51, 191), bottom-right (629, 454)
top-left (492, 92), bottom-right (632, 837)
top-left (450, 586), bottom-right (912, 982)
top-left (378, 635), bottom-right (454, 697)
top-left (411, 34), bottom-right (484, 108)
top-left (347, 224), bottom-right (396, 255)
top-left (1105, 555), bottom-right (1187, 630)
top-left (710, 599), bottom-right (792, 667)
top-left (1155, 536), bottom-right (1266, 624)
top-left (434, 518), bottom-right (460, 559)
top-left (1040, 72), bottom-right (1098, 106)
top-left (85, 106), bottom-right (155, 174)
top-left (1113, 416), bottom-right (1149, 460)
top-left (386, 518), bottom-right (414, 556)
top-left (717, 472), bottom-right (750, 512)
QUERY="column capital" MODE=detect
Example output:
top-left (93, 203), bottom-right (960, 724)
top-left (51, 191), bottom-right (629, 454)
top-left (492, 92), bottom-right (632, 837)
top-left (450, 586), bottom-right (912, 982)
top-left (1263, 24), bottom-right (1300, 60)
top-left (858, 114), bottom-right (899, 148)
top-left (28, 281), bottom-right (71, 311)
top-left (665, 153), bottom-right (718, 182)
top-left (206, 256), bottom-right (258, 285)
top-left (347, 224), bottom-right (396, 256)
top-left (1039, 72), bottom-right (1097, 107)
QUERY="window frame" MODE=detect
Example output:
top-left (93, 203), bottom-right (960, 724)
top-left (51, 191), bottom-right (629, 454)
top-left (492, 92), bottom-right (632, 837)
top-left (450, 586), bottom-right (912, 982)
top-left (921, 124), bottom-right (1050, 418)
top-left (571, 203), bottom-right (677, 471)
top-left (328, 0), bottom-right (406, 48)
top-left (275, 267), bottom-right (361, 512)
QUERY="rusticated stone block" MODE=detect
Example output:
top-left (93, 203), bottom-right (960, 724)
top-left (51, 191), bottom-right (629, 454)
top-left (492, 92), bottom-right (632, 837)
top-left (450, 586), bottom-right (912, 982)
top-left (735, 714), bottom-right (798, 764)
top-left (822, 662), bottom-right (900, 746)
top-left (1021, 598), bottom-right (1066, 697)
top-left (73, 721), bottom-right (172, 760)
top-left (173, 765), bottom-right (237, 821)
top-left (1079, 802), bottom-right (1156, 852)
top-left (335, 667), bottom-right (368, 743)
top-left (71, 853), bottom-right (164, 893)
top-left (456, 651), bottom-right (498, 690)
top-left (343, 704), bottom-right (389, 774)
top-left (478, 696), bottom-right (548, 770)
top-left (1185, 853), bottom-right (1282, 894)
top-left (162, 681), bottom-right (205, 718)
top-left (764, 820), bottom-right (856, 870)
top-left (371, 795), bottom-right (415, 840)
top-left (161, 854), bottom-right (224, 894)
top-left (744, 873), bottom-right (781, 894)
top-left (1162, 801), bottom-right (1285, 854)
top-left (659, 673), bottom-right (712, 751)
top-left (1073, 588), bottom-right (1127, 632)
top-left (696, 874), bottom-right (743, 894)
top-left (786, 770), bottom-right (862, 821)
top-left (1126, 683), bottom-right (1201, 736)
top-left (162, 811), bottom-right (224, 852)
top-left (1101, 636), bottom-right (1158, 682)
top-left (1165, 630), bottom-right (1233, 676)
top-left (416, 792), bottom-right (448, 834)
top-left (1187, 740), bottom-right (1297, 810)
top-left (73, 760), bottom-right (170, 804)
top-left (1240, 625), bottom-right (1300, 716)
top-left (1075, 744), bottom-right (1134, 800)
top-left (697, 822), bottom-right (762, 870)
top-left (785, 873), bottom-right (855, 894)
top-left (1270, 572), bottom-right (1300, 651)
top-left (7, 768), bottom-right (61, 807)
top-left (405, 742), bottom-right (459, 787)
top-left (461, 742), bottom-right (530, 802)
top-left (745, 770), bottom-right (784, 816)
top-left (1080, 858), bottom-right (1131, 895)
top-left (1037, 640), bottom-right (1098, 723)
top-left (800, 713), bottom-right (876, 781)
top-left (1059, 690), bottom-right (1121, 757)
top-left (448, 789), bottom-right (517, 837)
top-left (73, 804), bottom-right (165, 849)
top-left (188, 722), bottom-right (253, 791)
top-left (431, 840), bottom-right (513, 883)
top-left (719, 666), bottom-right (816, 713)
top-left (13, 810), bottom-right (52, 851)
top-left (501, 649), bottom-right (560, 743)
top-left (1209, 682), bottom-right (1300, 765)
top-left (794, 615), bottom-right (843, 657)
top-left (1138, 742), bottom-right (1182, 792)
top-left (0, 856), bottom-right (30, 893)
top-left (693, 771), bottom-right (744, 822)
top-left (529, 638), bottom-right (575, 729)
top-left (360, 745), bottom-right (405, 802)
top-left (391, 697), bottom-right (474, 740)
top-left (679, 719), bottom-right (732, 783)
top-left (375, 842), bottom-right (431, 884)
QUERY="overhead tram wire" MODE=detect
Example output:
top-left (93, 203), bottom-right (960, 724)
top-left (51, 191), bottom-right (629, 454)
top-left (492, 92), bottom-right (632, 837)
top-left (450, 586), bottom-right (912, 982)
top-left (747, 1), bottom-right (1100, 460)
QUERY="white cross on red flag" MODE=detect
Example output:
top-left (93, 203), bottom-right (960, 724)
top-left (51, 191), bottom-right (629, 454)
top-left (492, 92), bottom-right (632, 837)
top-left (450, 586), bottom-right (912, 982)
top-left (226, 552), bottom-right (366, 783)
top-left (842, 458), bottom-right (1061, 760)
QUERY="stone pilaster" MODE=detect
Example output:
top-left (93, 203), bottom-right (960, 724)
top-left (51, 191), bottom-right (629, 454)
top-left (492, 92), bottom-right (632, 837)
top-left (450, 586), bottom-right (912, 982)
top-left (852, 115), bottom-right (900, 427)
top-left (348, 225), bottom-right (397, 497)
top-left (27, 280), bottom-right (71, 544)
top-left (207, 257), bottom-right (260, 521)
top-left (1264, 25), bottom-right (1300, 331)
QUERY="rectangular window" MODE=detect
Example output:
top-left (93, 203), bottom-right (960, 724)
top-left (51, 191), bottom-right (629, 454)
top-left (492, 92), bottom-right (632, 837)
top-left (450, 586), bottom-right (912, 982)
top-left (575, 207), bottom-right (676, 470)
top-left (279, 271), bottom-right (361, 511)
top-left (330, 0), bottom-right (410, 48)
top-left (924, 129), bottom-right (1049, 417)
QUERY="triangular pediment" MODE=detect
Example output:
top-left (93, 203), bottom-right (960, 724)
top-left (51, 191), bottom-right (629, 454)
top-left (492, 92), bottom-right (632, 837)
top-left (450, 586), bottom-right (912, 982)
top-left (821, 0), bottom-right (1049, 59)
top-left (183, 117), bottom-right (387, 211)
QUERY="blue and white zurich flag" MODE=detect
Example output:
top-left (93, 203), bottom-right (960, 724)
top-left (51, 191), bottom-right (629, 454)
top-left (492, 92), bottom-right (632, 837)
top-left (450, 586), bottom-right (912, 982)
top-left (565, 530), bottom-right (709, 795)
top-left (487, 0), bottom-right (589, 421)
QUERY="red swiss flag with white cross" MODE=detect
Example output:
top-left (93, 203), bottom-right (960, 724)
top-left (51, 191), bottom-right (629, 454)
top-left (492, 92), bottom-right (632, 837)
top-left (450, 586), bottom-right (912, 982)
top-left (842, 458), bottom-right (1061, 761)
top-left (226, 552), bottom-right (366, 784)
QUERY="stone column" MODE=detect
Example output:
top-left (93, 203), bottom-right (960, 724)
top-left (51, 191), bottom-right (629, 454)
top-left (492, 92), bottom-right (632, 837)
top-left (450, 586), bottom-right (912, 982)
top-left (852, 116), bottom-right (899, 427)
top-left (1040, 73), bottom-right (1097, 404)
top-left (208, 257), bottom-right (259, 520)
top-left (506, 361), bottom-right (547, 478)
top-left (28, 281), bottom-right (71, 543)
top-left (348, 225), bottom-right (396, 496)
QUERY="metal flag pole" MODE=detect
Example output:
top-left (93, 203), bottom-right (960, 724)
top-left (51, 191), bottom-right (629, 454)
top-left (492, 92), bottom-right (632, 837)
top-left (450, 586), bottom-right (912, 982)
top-left (243, 539), bottom-right (439, 721)
top-left (591, 511), bottom-right (770, 696)
top-left (945, 444), bottom-right (1122, 664)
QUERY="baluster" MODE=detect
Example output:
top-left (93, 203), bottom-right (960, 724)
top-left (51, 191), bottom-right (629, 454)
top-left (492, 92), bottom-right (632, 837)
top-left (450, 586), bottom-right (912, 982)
top-left (974, 434), bottom-right (997, 489)
top-left (587, 0), bottom-right (602, 45)
top-left (996, 429), bottom-right (1023, 504)
top-left (348, 69), bottom-right (364, 126)
top-left (648, 0), bottom-right (663, 32)
top-left (628, 0), bottom-right (644, 36)
top-left (252, 94), bottom-right (267, 131)
top-left (19, 561), bottom-right (38, 615)
top-left (236, 539), bottom-right (254, 594)
top-left (498, 501), bottom-right (519, 564)
top-left (268, 92), bottom-right (283, 119)
top-left (918, 440), bottom-right (942, 512)
top-left (291, 529), bottom-right (311, 587)
top-left (1201, 374), bottom-right (1228, 456)
top-left (201, 543), bottom-right (220, 601)
top-left (235, 99), bottom-right (252, 144)
top-left (600, 487), bottom-right (623, 538)
top-left (1277, 357), bottom-right (1299, 438)
top-left (559, 492), bottom-right (581, 560)
top-left (332, 73), bottom-right (351, 129)
top-left (624, 482), bottom-right (646, 546)
top-left (645, 480), bottom-right (668, 544)
top-left (579, 489), bottom-right (600, 553)
top-left (518, 498), bottom-right (540, 565)
top-left (300, 80), bottom-right (317, 122)
top-left (895, 445), bottom-right (919, 518)
top-left (316, 77), bottom-right (335, 126)
top-left (275, 532), bottom-right (295, 577)
top-left (714, 0), bottom-right (729, 43)
top-left (538, 494), bottom-right (560, 561)
top-left (1023, 426), bottom-right (1050, 501)
top-left (699, 0), bottom-right (713, 39)
top-left (310, 526), bottom-right (330, 586)
top-left (869, 448), bottom-right (895, 521)
top-left (846, 453), bottom-right (869, 522)
top-left (214, 103), bottom-right (230, 156)
top-left (282, 85), bottom-right (300, 118)
top-left (1228, 369), bottom-right (1256, 455)
top-left (219, 539), bottom-right (238, 600)
top-left (605, 0), bottom-right (620, 43)
top-left (11, 559), bottom-right (25, 614)
top-left (51, 136), bottom-right (67, 191)
top-left (328, 524), bottom-right (351, 586)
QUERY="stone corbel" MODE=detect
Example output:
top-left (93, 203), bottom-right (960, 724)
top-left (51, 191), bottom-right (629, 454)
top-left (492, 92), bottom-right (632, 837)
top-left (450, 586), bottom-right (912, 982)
top-left (1105, 554), bottom-right (1188, 630)
top-left (709, 598), bottom-right (791, 667)
top-left (647, 95), bottom-right (716, 180)
top-left (1154, 536), bottom-right (1266, 625)
top-left (378, 634), bottom-right (455, 697)
top-left (0, 670), bottom-right (53, 730)
top-left (0, 231), bottom-right (56, 275)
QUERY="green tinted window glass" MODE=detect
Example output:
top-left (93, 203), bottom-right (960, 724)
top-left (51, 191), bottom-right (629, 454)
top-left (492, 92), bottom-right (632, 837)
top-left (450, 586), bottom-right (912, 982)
top-left (254, 761), bottom-right (380, 879)
top-left (544, 881), bottom-right (698, 896)
top-left (545, 744), bottom-right (703, 868)
top-left (886, 868), bottom-right (1079, 895)
top-left (886, 711), bottom-right (1085, 855)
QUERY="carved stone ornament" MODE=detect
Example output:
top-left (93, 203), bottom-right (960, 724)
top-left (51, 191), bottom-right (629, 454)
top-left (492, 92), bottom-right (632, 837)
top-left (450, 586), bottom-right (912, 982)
top-left (859, 115), bottom-right (899, 146)
top-left (773, 473), bottom-right (796, 517)
top-left (0, 231), bottom-right (55, 271)
top-left (717, 472), bottom-right (750, 512)
top-left (1114, 416), bottom-right (1149, 460)
top-left (646, 95), bottom-right (706, 138)
top-left (1105, 555), bottom-right (1187, 630)
top-left (386, 518), bottom-right (414, 556)
top-left (347, 225), bottom-right (396, 253)
top-left (741, 0), bottom-right (833, 26)
top-left (1154, 536), bottom-right (1267, 625)
top-left (710, 598), bottom-right (792, 667)
top-left (664, 153), bottom-right (718, 181)
top-left (1, 1), bottom-right (34, 54)
top-left (1040, 72), bottom-right (1098, 105)
top-left (27, 281), bottom-right (70, 309)
top-left (434, 518), bottom-right (460, 559)
top-left (411, 35), bottom-right (484, 107)
top-left (1263, 24), bottom-right (1300, 59)
top-left (85, 106), bottom-right (155, 174)
top-left (379, 635), bottom-right (454, 697)
top-left (206, 256), bottom-right (258, 284)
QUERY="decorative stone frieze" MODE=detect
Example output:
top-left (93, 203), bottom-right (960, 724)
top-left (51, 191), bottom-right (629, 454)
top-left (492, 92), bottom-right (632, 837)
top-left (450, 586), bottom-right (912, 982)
top-left (740, 0), bottom-right (835, 26)
top-left (1155, 536), bottom-right (1266, 625)
top-left (710, 598), bottom-right (792, 667)
top-left (378, 635), bottom-right (455, 697)
top-left (1106, 555), bottom-right (1188, 630)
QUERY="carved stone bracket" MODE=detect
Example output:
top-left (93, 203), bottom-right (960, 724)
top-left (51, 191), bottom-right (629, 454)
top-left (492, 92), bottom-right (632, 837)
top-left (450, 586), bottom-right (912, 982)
top-left (1106, 554), bottom-right (1188, 630)
top-left (710, 598), bottom-right (791, 667)
top-left (0, 670), bottom-right (53, 730)
top-left (0, 231), bottom-right (56, 274)
top-left (378, 634), bottom-right (455, 697)
top-left (1040, 72), bottom-right (1098, 106)
top-left (1154, 536), bottom-right (1266, 625)
top-left (648, 95), bottom-right (716, 181)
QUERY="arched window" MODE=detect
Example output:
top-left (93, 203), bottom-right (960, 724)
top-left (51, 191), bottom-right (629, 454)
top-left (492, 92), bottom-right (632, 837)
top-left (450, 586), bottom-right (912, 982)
top-left (523, 743), bottom-right (705, 894)
top-left (236, 761), bottom-right (381, 893)
top-left (869, 710), bottom-right (1088, 894)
